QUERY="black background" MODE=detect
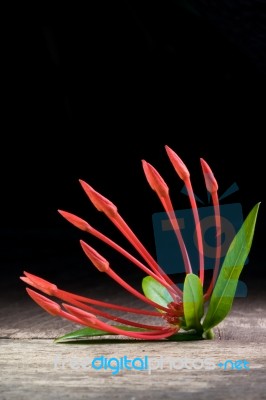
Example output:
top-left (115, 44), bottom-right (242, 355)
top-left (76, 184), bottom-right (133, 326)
top-left (2, 1), bottom-right (266, 289)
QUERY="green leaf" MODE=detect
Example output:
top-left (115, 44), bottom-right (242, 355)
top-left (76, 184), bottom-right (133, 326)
top-left (167, 332), bottom-right (204, 341)
top-left (203, 202), bottom-right (260, 332)
top-left (183, 273), bottom-right (204, 332)
top-left (142, 276), bottom-right (174, 310)
top-left (55, 328), bottom-right (205, 344)
top-left (55, 327), bottom-right (113, 342)
top-left (54, 325), bottom-right (149, 343)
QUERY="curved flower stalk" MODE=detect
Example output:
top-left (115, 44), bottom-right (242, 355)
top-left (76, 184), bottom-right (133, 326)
top-left (20, 146), bottom-right (260, 342)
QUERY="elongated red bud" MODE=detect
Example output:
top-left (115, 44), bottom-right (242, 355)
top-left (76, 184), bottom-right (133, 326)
top-left (26, 288), bottom-right (61, 316)
top-left (62, 303), bottom-right (97, 324)
top-left (20, 272), bottom-right (57, 296)
top-left (58, 210), bottom-right (92, 232)
top-left (142, 160), bottom-right (169, 198)
top-left (200, 158), bottom-right (218, 193)
top-left (165, 145), bottom-right (190, 180)
top-left (80, 240), bottom-right (109, 272)
top-left (79, 180), bottom-right (117, 218)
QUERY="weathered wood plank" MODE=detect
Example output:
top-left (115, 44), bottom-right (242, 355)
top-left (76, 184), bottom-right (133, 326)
top-left (1, 278), bottom-right (265, 341)
top-left (0, 338), bottom-right (266, 400)
top-left (1, 278), bottom-right (265, 399)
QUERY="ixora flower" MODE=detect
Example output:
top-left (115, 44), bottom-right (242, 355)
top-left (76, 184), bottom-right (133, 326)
top-left (20, 145), bottom-right (260, 342)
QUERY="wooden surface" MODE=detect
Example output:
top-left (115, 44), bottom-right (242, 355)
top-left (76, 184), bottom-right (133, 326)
top-left (1, 276), bottom-right (266, 399)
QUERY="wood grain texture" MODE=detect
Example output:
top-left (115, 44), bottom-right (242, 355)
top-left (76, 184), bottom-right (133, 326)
top-left (1, 339), bottom-right (266, 400)
top-left (1, 278), bottom-right (266, 399)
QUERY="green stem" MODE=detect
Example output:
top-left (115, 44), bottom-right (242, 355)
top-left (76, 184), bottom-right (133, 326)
top-left (202, 329), bottom-right (215, 340)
